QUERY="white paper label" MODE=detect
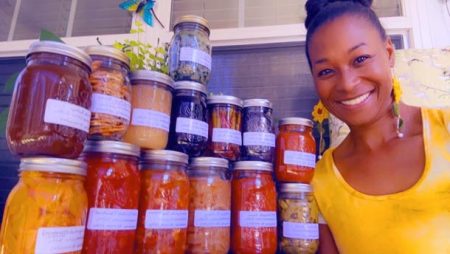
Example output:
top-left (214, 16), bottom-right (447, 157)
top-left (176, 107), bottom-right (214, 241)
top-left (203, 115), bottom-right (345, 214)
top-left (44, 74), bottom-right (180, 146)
top-left (90, 93), bottom-right (131, 121)
top-left (176, 117), bottom-right (208, 138)
top-left (35, 226), bottom-right (84, 253)
top-left (239, 211), bottom-right (277, 228)
top-left (212, 128), bottom-right (242, 145)
top-left (131, 108), bottom-right (170, 131)
top-left (145, 210), bottom-right (188, 229)
top-left (243, 132), bottom-right (276, 147)
top-left (180, 47), bottom-right (211, 70)
top-left (194, 210), bottom-right (231, 228)
top-left (284, 151), bottom-right (316, 168)
top-left (87, 208), bottom-right (138, 230)
top-left (44, 99), bottom-right (91, 132)
top-left (283, 222), bottom-right (319, 239)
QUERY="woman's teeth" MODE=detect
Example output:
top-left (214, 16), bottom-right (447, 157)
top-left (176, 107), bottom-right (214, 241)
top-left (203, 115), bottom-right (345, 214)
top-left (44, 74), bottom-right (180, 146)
top-left (341, 92), bottom-right (370, 106)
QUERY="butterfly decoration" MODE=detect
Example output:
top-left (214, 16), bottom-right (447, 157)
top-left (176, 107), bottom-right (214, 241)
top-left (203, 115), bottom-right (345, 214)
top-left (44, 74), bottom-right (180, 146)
top-left (119, 0), bottom-right (164, 28)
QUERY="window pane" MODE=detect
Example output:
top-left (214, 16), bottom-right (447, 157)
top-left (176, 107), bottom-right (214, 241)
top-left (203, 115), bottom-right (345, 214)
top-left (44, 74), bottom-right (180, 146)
top-left (0, 0), bottom-right (16, 41)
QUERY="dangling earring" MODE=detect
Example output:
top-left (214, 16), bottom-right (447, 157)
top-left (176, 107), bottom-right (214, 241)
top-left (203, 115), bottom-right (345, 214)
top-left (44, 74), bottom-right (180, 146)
top-left (312, 100), bottom-right (329, 159)
top-left (391, 73), bottom-right (404, 138)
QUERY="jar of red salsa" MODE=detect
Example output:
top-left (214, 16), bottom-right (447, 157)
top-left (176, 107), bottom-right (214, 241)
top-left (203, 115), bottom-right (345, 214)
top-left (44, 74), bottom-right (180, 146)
top-left (80, 140), bottom-right (140, 254)
top-left (231, 161), bottom-right (277, 254)
top-left (275, 118), bottom-right (316, 183)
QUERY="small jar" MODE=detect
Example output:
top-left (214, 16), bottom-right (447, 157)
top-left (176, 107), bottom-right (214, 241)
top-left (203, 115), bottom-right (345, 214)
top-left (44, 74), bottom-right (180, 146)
top-left (278, 183), bottom-right (319, 254)
top-left (275, 118), bottom-right (316, 183)
top-left (231, 161), bottom-right (277, 254)
top-left (136, 150), bottom-right (190, 254)
top-left (169, 81), bottom-right (208, 157)
top-left (187, 157), bottom-right (231, 254)
top-left (6, 41), bottom-right (92, 158)
top-left (169, 15), bottom-right (211, 85)
top-left (85, 46), bottom-right (132, 140)
top-left (242, 99), bottom-right (275, 162)
top-left (0, 157), bottom-right (88, 253)
top-left (124, 70), bottom-right (174, 149)
top-left (80, 140), bottom-right (140, 254)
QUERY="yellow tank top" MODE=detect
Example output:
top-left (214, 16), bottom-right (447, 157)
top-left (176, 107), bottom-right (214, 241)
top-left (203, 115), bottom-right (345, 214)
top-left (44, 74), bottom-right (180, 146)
top-left (312, 108), bottom-right (450, 254)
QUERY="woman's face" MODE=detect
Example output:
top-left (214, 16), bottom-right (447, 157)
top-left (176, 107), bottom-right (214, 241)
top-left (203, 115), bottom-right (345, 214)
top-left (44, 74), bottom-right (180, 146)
top-left (308, 14), bottom-right (395, 127)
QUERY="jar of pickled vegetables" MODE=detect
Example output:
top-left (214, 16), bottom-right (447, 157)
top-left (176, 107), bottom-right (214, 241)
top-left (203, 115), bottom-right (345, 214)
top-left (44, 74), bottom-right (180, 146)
top-left (187, 157), bottom-right (231, 254)
top-left (80, 140), bottom-right (140, 254)
top-left (169, 15), bottom-right (211, 86)
top-left (6, 41), bottom-right (92, 158)
top-left (231, 161), bottom-right (277, 254)
top-left (124, 70), bottom-right (174, 149)
top-left (169, 81), bottom-right (208, 157)
top-left (278, 183), bottom-right (319, 254)
top-left (275, 118), bottom-right (316, 183)
top-left (242, 99), bottom-right (275, 162)
top-left (0, 157), bottom-right (88, 253)
top-left (85, 46), bottom-right (131, 140)
top-left (136, 150), bottom-right (190, 254)
top-left (207, 95), bottom-right (243, 161)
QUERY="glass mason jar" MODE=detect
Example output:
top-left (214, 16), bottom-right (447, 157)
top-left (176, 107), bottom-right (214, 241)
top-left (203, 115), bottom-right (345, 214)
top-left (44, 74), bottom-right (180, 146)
top-left (80, 140), bottom-right (140, 254)
top-left (85, 46), bottom-right (132, 140)
top-left (278, 183), bottom-right (319, 254)
top-left (169, 15), bottom-right (211, 86)
top-left (169, 81), bottom-right (208, 157)
top-left (136, 150), bottom-right (190, 254)
top-left (207, 95), bottom-right (243, 161)
top-left (275, 118), bottom-right (316, 183)
top-left (0, 157), bottom-right (88, 254)
top-left (6, 41), bottom-right (92, 158)
top-left (123, 70), bottom-right (174, 149)
top-left (242, 99), bottom-right (275, 162)
top-left (231, 161), bottom-right (277, 254)
top-left (187, 157), bottom-right (231, 254)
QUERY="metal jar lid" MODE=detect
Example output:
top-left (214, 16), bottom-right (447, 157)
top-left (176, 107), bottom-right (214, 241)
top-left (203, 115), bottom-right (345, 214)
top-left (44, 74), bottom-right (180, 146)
top-left (173, 15), bottom-right (210, 32)
top-left (174, 81), bottom-right (207, 94)
top-left (243, 99), bottom-right (273, 109)
top-left (207, 95), bottom-right (243, 107)
top-left (279, 117), bottom-right (314, 128)
top-left (83, 140), bottom-right (140, 157)
top-left (190, 157), bottom-right (229, 169)
top-left (233, 161), bottom-right (273, 172)
top-left (20, 157), bottom-right (87, 176)
top-left (130, 70), bottom-right (174, 89)
top-left (27, 41), bottom-right (92, 69)
top-left (84, 45), bottom-right (130, 67)
top-left (141, 150), bottom-right (189, 165)
top-left (279, 183), bottom-right (312, 193)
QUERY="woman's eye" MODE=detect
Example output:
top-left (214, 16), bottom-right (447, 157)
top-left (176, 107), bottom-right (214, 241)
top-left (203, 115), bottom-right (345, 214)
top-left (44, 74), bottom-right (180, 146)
top-left (354, 55), bottom-right (370, 64)
top-left (318, 69), bottom-right (334, 77)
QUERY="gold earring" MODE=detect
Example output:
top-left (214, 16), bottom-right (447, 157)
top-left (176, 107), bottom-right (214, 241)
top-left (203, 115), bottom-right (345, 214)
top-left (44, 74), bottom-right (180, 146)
top-left (392, 75), bottom-right (404, 138)
top-left (312, 100), bottom-right (330, 159)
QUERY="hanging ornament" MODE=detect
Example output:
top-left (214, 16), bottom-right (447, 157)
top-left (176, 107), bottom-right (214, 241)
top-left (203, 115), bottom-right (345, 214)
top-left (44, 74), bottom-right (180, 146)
top-left (119, 0), bottom-right (164, 28)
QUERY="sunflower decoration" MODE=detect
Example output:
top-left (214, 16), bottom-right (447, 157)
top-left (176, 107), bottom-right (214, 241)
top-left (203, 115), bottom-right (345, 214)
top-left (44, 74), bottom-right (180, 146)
top-left (312, 100), bottom-right (329, 159)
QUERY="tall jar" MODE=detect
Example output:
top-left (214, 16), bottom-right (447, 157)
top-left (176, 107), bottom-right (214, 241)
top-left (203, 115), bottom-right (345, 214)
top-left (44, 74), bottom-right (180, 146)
top-left (187, 157), bottom-right (231, 254)
top-left (0, 158), bottom-right (88, 254)
top-left (242, 99), bottom-right (275, 162)
top-left (231, 161), bottom-right (277, 254)
top-left (207, 95), bottom-right (243, 161)
top-left (278, 183), bottom-right (319, 254)
top-left (169, 81), bottom-right (208, 157)
top-left (136, 150), bottom-right (190, 254)
top-left (80, 140), bottom-right (140, 254)
top-left (169, 15), bottom-right (211, 86)
top-left (6, 41), bottom-right (92, 158)
top-left (124, 70), bottom-right (174, 149)
top-left (275, 118), bottom-right (316, 183)
top-left (85, 46), bottom-right (132, 140)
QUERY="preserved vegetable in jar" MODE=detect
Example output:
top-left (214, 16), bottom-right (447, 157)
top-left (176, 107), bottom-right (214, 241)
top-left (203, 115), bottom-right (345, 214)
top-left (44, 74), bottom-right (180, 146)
top-left (85, 46), bottom-right (132, 140)
top-left (136, 150), bottom-right (190, 254)
top-left (6, 41), bottom-right (92, 158)
top-left (187, 157), bottom-right (231, 254)
top-left (169, 15), bottom-right (211, 85)
top-left (80, 140), bottom-right (140, 254)
top-left (275, 118), bottom-right (316, 183)
top-left (0, 157), bottom-right (88, 254)
top-left (231, 161), bottom-right (277, 254)
top-left (124, 70), bottom-right (174, 149)
top-left (278, 183), bottom-right (319, 254)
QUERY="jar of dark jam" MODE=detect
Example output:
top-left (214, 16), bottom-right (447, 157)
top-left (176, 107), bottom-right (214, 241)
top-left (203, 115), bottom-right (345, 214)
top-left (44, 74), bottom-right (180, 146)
top-left (169, 81), bottom-right (208, 157)
top-left (6, 41), bottom-right (92, 158)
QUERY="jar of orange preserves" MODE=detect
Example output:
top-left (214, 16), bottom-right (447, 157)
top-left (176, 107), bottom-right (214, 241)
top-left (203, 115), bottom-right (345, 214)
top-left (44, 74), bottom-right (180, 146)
top-left (231, 161), bottom-right (277, 254)
top-left (275, 118), bottom-right (316, 183)
top-left (136, 150), bottom-right (190, 254)
top-left (0, 157), bottom-right (88, 254)
top-left (80, 140), bottom-right (140, 254)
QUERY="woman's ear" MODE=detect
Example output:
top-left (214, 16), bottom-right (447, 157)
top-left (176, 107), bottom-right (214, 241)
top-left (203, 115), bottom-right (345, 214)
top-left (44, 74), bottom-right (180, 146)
top-left (385, 36), bottom-right (396, 68)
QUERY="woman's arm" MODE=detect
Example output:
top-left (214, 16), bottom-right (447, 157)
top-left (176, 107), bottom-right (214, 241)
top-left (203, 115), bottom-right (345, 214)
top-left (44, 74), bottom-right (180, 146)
top-left (318, 224), bottom-right (339, 254)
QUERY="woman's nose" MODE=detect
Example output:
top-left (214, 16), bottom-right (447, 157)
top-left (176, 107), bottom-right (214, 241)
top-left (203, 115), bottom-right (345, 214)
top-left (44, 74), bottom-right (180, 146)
top-left (337, 69), bottom-right (359, 93)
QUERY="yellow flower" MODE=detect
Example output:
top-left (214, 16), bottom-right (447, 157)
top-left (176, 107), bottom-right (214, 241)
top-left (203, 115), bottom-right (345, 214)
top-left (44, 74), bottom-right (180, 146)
top-left (312, 100), bottom-right (329, 123)
top-left (392, 77), bottom-right (403, 103)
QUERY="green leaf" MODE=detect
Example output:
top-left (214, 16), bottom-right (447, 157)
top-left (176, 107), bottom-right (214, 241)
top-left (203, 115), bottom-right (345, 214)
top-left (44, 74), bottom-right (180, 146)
top-left (4, 72), bottom-right (19, 93)
top-left (0, 107), bottom-right (9, 137)
top-left (39, 29), bottom-right (64, 43)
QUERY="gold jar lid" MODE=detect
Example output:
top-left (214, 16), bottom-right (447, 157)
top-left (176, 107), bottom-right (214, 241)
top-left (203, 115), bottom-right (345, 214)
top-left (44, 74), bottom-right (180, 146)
top-left (279, 183), bottom-right (313, 193)
top-left (173, 15), bottom-right (210, 32)
top-left (20, 157), bottom-right (87, 176)
top-left (279, 117), bottom-right (314, 128)
top-left (174, 81), bottom-right (207, 94)
top-left (190, 157), bottom-right (229, 169)
top-left (207, 95), bottom-right (243, 107)
top-left (141, 150), bottom-right (189, 165)
top-left (243, 99), bottom-right (273, 109)
top-left (83, 140), bottom-right (140, 157)
top-left (28, 41), bottom-right (92, 69)
top-left (84, 45), bottom-right (130, 67)
top-left (233, 161), bottom-right (273, 172)
top-left (130, 70), bottom-right (174, 89)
